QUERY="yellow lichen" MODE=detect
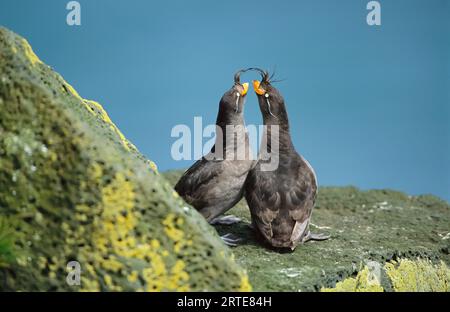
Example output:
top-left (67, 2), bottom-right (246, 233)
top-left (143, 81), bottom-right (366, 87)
top-left (59, 73), bottom-right (158, 165)
top-left (74, 170), bottom-right (190, 291)
top-left (64, 82), bottom-right (82, 100)
top-left (58, 81), bottom-right (139, 154)
top-left (83, 99), bottom-right (137, 152)
top-left (1, 28), bottom-right (248, 292)
top-left (74, 171), bottom-right (136, 291)
top-left (21, 38), bottom-right (42, 66)
top-left (239, 275), bottom-right (252, 292)
top-left (127, 270), bottom-right (139, 283)
top-left (139, 241), bottom-right (190, 292)
top-left (385, 259), bottom-right (450, 292)
top-left (104, 275), bottom-right (113, 288)
top-left (168, 260), bottom-right (190, 291)
top-left (80, 277), bottom-right (100, 292)
top-left (89, 162), bottom-right (103, 181)
top-left (322, 259), bottom-right (450, 292)
top-left (321, 266), bottom-right (384, 292)
top-left (163, 213), bottom-right (187, 254)
top-left (148, 160), bottom-right (158, 173)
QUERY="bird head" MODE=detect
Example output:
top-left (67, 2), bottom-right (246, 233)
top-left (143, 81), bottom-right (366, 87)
top-left (219, 69), bottom-right (249, 115)
top-left (249, 68), bottom-right (286, 122)
top-left (234, 69), bottom-right (249, 97)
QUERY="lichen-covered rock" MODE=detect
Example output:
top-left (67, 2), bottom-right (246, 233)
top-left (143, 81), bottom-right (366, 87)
top-left (164, 171), bottom-right (450, 291)
top-left (0, 27), bottom-right (250, 291)
top-left (385, 259), bottom-right (449, 292)
top-left (322, 259), bottom-right (450, 292)
top-left (321, 265), bottom-right (384, 292)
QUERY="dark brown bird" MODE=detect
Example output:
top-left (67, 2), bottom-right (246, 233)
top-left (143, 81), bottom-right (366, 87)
top-left (175, 69), bottom-right (254, 245)
top-left (244, 68), bottom-right (329, 250)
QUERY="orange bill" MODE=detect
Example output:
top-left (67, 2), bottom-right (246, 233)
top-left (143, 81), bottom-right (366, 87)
top-left (252, 80), bottom-right (266, 95)
top-left (241, 82), bottom-right (249, 96)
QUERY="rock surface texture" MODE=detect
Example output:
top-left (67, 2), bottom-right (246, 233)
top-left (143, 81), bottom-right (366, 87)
top-left (165, 170), bottom-right (450, 291)
top-left (0, 27), bottom-right (250, 291)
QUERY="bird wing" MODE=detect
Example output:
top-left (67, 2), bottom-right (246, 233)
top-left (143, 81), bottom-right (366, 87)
top-left (174, 155), bottom-right (224, 205)
top-left (246, 170), bottom-right (281, 240)
top-left (286, 163), bottom-right (317, 244)
top-left (247, 160), bottom-right (317, 246)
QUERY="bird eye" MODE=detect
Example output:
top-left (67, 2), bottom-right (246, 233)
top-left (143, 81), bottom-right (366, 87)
top-left (265, 93), bottom-right (269, 98)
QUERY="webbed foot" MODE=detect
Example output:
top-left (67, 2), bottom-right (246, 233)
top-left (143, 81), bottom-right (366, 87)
top-left (303, 231), bottom-right (331, 243)
top-left (210, 215), bottom-right (242, 225)
top-left (220, 233), bottom-right (242, 247)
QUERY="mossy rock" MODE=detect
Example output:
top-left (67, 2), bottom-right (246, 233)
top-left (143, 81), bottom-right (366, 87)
top-left (164, 171), bottom-right (450, 291)
top-left (0, 27), bottom-right (250, 291)
top-left (322, 259), bottom-right (450, 292)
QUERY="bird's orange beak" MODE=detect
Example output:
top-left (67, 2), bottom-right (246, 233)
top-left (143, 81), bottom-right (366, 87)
top-left (253, 80), bottom-right (266, 95)
top-left (240, 82), bottom-right (249, 96)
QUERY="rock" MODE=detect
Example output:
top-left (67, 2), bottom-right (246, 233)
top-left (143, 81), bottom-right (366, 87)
top-left (0, 27), bottom-right (250, 291)
top-left (322, 258), bottom-right (449, 292)
top-left (164, 171), bottom-right (450, 291)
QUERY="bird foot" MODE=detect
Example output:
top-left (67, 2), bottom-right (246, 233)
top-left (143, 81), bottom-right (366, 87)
top-left (220, 233), bottom-right (242, 247)
top-left (210, 215), bottom-right (242, 225)
top-left (303, 231), bottom-right (330, 243)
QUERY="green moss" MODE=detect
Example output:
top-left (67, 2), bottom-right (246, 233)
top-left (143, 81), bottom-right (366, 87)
top-left (0, 217), bottom-right (17, 267)
top-left (0, 27), bottom-right (250, 291)
top-left (164, 170), bottom-right (450, 292)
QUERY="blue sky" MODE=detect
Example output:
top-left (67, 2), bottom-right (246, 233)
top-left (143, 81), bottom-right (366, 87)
top-left (1, 0), bottom-right (449, 201)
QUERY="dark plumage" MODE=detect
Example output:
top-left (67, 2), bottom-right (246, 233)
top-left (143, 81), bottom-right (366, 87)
top-left (175, 70), bottom-right (254, 225)
top-left (245, 68), bottom-right (329, 250)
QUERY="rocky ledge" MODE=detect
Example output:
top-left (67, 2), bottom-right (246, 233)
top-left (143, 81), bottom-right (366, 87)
top-left (0, 27), bottom-right (250, 291)
top-left (164, 170), bottom-right (450, 291)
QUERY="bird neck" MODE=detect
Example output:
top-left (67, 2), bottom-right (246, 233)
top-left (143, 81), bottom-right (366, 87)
top-left (261, 122), bottom-right (294, 156)
top-left (214, 110), bottom-right (248, 155)
top-left (261, 100), bottom-right (293, 154)
top-left (216, 112), bottom-right (245, 129)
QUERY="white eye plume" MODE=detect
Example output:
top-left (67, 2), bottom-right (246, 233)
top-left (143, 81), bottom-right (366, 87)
top-left (235, 92), bottom-right (240, 112)
top-left (265, 94), bottom-right (277, 118)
